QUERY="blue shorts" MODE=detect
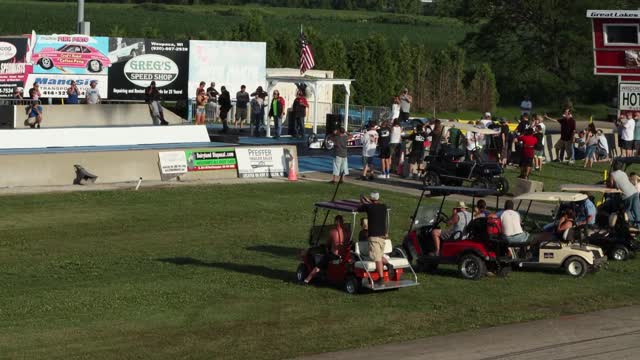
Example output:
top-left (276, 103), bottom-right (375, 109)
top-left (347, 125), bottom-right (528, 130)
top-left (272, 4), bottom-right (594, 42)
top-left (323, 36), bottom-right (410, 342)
top-left (362, 156), bottom-right (374, 167)
top-left (333, 156), bottom-right (349, 176)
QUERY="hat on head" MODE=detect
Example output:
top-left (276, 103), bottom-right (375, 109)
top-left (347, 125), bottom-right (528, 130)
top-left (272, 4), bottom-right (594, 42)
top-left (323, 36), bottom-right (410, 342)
top-left (456, 201), bottom-right (468, 209)
top-left (370, 192), bottom-right (380, 201)
top-left (484, 112), bottom-right (491, 118)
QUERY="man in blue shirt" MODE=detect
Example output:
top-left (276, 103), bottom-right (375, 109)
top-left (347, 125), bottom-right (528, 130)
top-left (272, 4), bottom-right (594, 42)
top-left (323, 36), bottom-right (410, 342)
top-left (577, 196), bottom-right (597, 226)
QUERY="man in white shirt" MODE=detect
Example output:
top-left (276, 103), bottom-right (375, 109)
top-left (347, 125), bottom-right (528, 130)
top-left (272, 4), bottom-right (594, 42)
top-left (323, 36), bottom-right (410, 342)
top-left (466, 121), bottom-right (485, 161)
top-left (86, 80), bottom-right (101, 104)
top-left (619, 113), bottom-right (635, 157)
top-left (479, 112), bottom-right (493, 128)
top-left (500, 200), bottom-right (529, 244)
top-left (608, 161), bottom-right (640, 226)
top-left (399, 88), bottom-right (412, 121)
top-left (361, 123), bottom-right (379, 181)
top-left (520, 96), bottom-right (532, 115)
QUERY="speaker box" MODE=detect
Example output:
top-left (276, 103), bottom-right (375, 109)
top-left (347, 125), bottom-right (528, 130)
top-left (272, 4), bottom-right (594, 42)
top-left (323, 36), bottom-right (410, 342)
top-left (325, 114), bottom-right (341, 135)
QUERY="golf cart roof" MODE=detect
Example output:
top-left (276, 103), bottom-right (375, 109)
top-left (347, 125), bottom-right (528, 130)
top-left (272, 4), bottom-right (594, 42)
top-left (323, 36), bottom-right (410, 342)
top-left (514, 192), bottom-right (588, 202)
top-left (314, 199), bottom-right (365, 212)
top-left (560, 184), bottom-right (622, 194)
top-left (423, 185), bottom-right (500, 197)
top-left (441, 121), bottom-right (500, 135)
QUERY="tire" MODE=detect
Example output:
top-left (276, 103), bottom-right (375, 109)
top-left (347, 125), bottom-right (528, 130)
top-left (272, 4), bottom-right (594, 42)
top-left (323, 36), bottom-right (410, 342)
top-left (564, 256), bottom-right (588, 277)
top-left (88, 60), bottom-right (103, 73)
top-left (343, 275), bottom-right (361, 294)
top-left (611, 245), bottom-right (630, 261)
top-left (423, 172), bottom-right (441, 186)
top-left (492, 177), bottom-right (509, 196)
top-left (295, 263), bottom-right (308, 283)
top-left (39, 57), bottom-right (53, 70)
top-left (458, 254), bottom-right (487, 280)
top-left (472, 178), bottom-right (491, 190)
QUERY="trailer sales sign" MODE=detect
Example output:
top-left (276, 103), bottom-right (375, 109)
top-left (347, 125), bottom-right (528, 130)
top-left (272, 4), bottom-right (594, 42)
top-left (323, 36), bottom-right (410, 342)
top-left (620, 83), bottom-right (640, 111)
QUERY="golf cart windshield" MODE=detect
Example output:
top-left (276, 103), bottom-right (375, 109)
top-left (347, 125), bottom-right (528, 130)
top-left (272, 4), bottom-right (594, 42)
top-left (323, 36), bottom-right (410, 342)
top-left (413, 206), bottom-right (440, 229)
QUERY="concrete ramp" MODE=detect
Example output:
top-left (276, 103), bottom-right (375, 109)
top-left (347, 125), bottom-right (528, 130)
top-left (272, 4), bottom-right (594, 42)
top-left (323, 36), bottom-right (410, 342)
top-left (0, 125), bottom-right (210, 149)
top-left (6, 104), bottom-right (184, 128)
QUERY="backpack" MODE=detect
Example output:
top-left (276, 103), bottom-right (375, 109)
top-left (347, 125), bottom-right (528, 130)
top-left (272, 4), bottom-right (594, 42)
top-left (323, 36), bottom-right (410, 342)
top-left (487, 217), bottom-right (502, 236)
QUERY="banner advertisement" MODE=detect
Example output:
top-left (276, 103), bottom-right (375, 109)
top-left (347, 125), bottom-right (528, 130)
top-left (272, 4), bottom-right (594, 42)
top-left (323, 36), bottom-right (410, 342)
top-left (619, 82), bottom-right (640, 111)
top-left (235, 147), bottom-right (288, 178)
top-left (0, 37), bottom-right (33, 97)
top-left (185, 148), bottom-right (237, 171)
top-left (32, 34), bottom-right (110, 75)
top-left (188, 40), bottom-right (266, 99)
top-left (159, 151), bottom-right (188, 175)
top-left (108, 39), bottom-right (189, 101)
top-left (25, 73), bottom-right (108, 99)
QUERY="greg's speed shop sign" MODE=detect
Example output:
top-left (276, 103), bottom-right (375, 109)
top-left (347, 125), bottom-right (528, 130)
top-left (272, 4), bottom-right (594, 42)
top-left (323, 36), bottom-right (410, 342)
top-left (619, 83), bottom-right (640, 111)
top-left (108, 39), bottom-right (189, 101)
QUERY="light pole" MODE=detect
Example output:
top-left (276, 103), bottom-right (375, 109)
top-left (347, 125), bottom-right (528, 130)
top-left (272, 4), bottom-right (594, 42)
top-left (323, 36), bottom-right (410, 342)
top-left (77, 0), bottom-right (90, 35)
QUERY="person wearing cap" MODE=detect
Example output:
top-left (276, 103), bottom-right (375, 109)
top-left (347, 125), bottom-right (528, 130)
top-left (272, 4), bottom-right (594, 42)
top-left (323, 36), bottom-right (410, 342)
top-left (85, 80), bottom-right (101, 104)
top-left (399, 88), bottom-right (412, 122)
top-left (480, 112), bottom-right (493, 128)
top-left (500, 200), bottom-right (529, 244)
top-left (431, 201), bottom-right (472, 256)
top-left (359, 192), bottom-right (389, 284)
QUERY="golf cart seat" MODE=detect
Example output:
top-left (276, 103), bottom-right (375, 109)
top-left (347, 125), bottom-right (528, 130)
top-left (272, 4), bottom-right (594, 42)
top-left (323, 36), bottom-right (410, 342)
top-left (353, 240), bottom-right (410, 271)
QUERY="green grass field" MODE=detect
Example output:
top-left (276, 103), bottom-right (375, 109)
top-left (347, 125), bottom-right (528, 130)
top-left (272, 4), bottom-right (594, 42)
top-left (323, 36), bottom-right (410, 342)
top-left (1, 181), bottom-right (639, 359)
top-left (0, 1), bottom-right (471, 49)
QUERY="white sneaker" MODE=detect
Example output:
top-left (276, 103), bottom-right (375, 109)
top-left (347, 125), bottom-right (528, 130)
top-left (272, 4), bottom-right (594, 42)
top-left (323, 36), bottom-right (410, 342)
top-left (377, 174), bottom-right (387, 179)
top-left (386, 174), bottom-right (390, 179)
top-left (569, 160), bottom-right (575, 165)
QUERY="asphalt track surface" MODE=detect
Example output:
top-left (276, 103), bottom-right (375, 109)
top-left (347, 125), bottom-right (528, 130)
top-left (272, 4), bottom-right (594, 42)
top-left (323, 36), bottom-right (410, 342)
top-left (298, 306), bottom-right (640, 360)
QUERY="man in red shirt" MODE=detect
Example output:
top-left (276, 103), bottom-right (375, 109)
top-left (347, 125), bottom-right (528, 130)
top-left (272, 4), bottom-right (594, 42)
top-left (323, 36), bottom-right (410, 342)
top-left (517, 128), bottom-right (537, 180)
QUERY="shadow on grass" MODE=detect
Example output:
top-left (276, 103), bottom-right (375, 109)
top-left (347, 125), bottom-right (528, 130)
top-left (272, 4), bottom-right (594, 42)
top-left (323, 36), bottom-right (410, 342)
top-left (157, 257), bottom-right (296, 284)
top-left (245, 245), bottom-right (301, 258)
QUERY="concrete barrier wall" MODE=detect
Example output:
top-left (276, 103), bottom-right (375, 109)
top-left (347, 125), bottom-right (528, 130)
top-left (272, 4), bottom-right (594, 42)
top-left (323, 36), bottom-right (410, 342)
top-left (0, 145), bottom-right (298, 187)
top-left (0, 125), bottom-right (210, 149)
top-left (10, 104), bottom-right (183, 128)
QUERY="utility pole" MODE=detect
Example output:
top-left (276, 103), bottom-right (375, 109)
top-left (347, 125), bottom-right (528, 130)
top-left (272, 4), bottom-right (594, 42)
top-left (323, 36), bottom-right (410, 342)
top-left (77, 0), bottom-right (90, 35)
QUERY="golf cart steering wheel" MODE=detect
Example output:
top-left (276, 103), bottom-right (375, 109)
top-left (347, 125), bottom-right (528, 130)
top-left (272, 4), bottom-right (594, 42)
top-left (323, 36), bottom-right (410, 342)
top-left (437, 212), bottom-right (450, 224)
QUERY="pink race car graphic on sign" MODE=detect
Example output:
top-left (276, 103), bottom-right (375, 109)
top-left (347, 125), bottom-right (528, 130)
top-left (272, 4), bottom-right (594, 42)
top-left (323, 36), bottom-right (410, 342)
top-left (32, 44), bottom-right (111, 73)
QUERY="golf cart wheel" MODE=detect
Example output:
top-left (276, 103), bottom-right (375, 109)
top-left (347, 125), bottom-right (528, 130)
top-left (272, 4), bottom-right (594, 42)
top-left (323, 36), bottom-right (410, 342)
top-left (88, 60), bottom-right (103, 73)
top-left (295, 263), bottom-right (308, 283)
top-left (492, 177), bottom-right (509, 196)
top-left (39, 57), bottom-right (53, 70)
top-left (422, 172), bottom-right (440, 186)
top-left (343, 275), bottom-right (361, 294)
top-left (611, 245), bottom-right (630, 261)
top-left (458, 254), bottom-right (487, 280)
top-left (564, 256), bottom-right (588, 278)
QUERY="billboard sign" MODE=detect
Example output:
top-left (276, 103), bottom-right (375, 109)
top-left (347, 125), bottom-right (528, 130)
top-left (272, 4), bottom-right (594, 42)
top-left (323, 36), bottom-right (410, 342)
top-left (188, 40), bottom-right (266, 99)
top-left (620, 82), bottom-right (640, 111)
top-left (235, 147), bottom-right (288, 178)
top-left (108, 39), bottom-right (189, 100)
top-left (25, 73), bottom-right (107, 99)
top-left (0, 37), bottom-right (33, 97)
top-left (31, 34), bottom-right (110, 75)
top-left (185, 148), bottom-right (237, 171)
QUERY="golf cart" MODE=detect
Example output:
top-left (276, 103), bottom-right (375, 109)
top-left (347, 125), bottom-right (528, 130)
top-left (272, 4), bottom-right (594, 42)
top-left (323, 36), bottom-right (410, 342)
top-left (296, 199), bottom-right (419, 294)
top-left (422, 122), bottom-right (509, 195)
top-left (511, 192), bottom-right (607, 277)
top-left (560, 184), bottom-right (640, 261)
top-left (403, 186), bottom-right (513, 280)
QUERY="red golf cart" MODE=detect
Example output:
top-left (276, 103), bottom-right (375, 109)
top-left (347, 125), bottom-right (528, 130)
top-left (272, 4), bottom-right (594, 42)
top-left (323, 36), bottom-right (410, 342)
top-left (403, 186), bottom-right (512, 280)
top-left (296, 199), bottom-right (419, 294)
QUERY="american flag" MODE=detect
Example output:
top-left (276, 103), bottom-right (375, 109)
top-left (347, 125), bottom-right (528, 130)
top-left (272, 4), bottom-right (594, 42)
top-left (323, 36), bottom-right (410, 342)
top-left (299, 30), bottom-right (315, 74)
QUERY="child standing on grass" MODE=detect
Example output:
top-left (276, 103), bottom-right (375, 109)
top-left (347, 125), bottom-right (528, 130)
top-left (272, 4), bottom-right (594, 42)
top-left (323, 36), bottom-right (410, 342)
top-left (533, 125), bottom-right (545, 172)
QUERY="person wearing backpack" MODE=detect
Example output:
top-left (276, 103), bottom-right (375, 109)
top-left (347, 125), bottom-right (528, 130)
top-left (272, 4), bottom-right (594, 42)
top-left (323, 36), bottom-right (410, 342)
top-left (292, 91), bottom-right (308, 139)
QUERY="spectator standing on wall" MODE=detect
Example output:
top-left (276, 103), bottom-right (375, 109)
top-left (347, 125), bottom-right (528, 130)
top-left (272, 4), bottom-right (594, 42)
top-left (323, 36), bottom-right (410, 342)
top-left (250, 93), bottom-right (264, 136)
top-left (545, 109), bottom-right (575, 164)
top-left (28, 82), bottom-right (41, 101)
top-left (66, 81), bottom-right (79, 105)
top-left (520, 95), bottom-right (532, 115)
top-left (218, 86), bottom-right (231, 133)
top-left (399, 88), bottom-right (412, 121)
top-left (292, 90), bottom-right (309, 139)
top-left (85, 80), bottom-right (101, 104)
top-left (145, 81), bottom-right (168, 126)
top-left (195, 88), bottom-right (207, 126)
top-left (27, 100), bottom-right (43, 128)
top-left (269, 90), bottom-right (286, 139)
top-left (13, 87), bottom-right (24, 104)
top-left (235, 85), bottom-right (250, 130)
